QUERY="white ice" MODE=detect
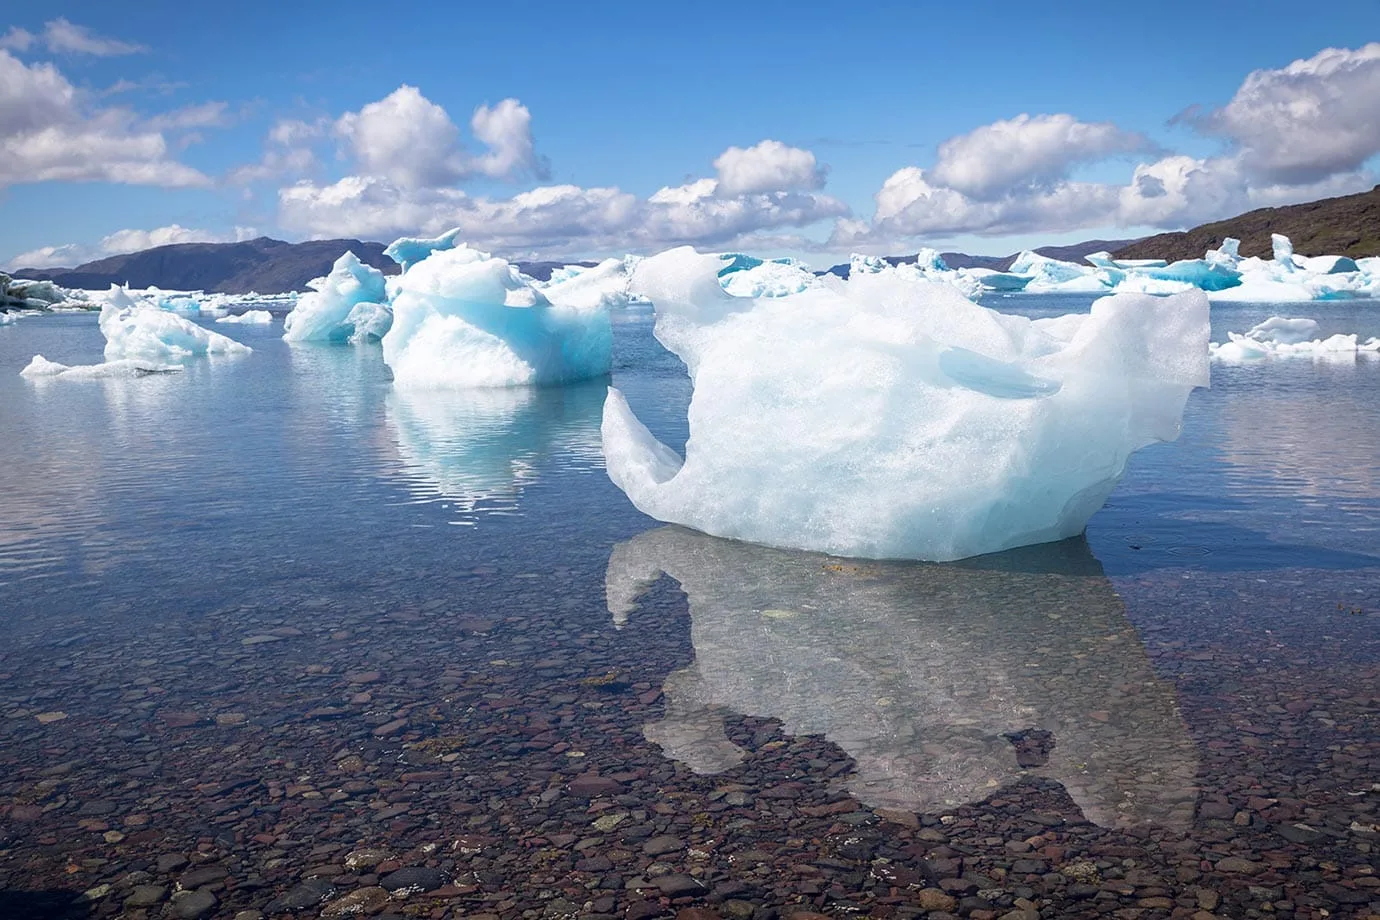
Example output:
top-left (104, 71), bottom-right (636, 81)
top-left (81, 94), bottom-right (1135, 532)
top-left (382, 242), bottom-right (612, 389)
top-left (1211, 315), bottom-right (1380, 360)
top-left (718, 258), bottom-right (818, 298)
top-left (537, 257), bottom-right (638, 309)
top-left (101, 295), bottom-right (251, 362)
top-left (216, 309), bottom-right (273, 325)
top-left (946, 234), bottom-right (1379, 302)
top-left (21, 354), bottom-right (182, 379)
top-left (283, 252), bottom-right (390, 344)
top-left (602, 247), bottom-right (1210, 562)
top-left (383, 228), bottom-right (462, 272)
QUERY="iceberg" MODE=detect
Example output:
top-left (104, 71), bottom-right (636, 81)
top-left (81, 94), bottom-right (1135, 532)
top-left (1211, 316), bottom-right (1380, 360)
top-left (342, 301), bottom-right (392, 343)
top-left (608, 526), bottom-right (1198, 828)
top-left (963, 267), bottom-right (1030, 292)
top-left (985, 235), bottom-right (1376, 303)
top-left (1008, 250), bottom-right (1109, 293)
top-left (383, 228), bottom-right (462, 273)
top-left (382, 243), bottom-right (612, 389)
top-left (2, 273), bottom-right (70, 310)
top-left (100, 295), bottom-right (251, 362)
top-left (603, 247), bottom-right (1210, 562)
top-left (215, 309), bottom-right (273, 325)
top-left (718, 258), bottom-right (818, 298)
top-left (537, 257), bottom-right (638, 309)
top-left (283, 252), bottom-right (390, 343)
top-left (20, 354), bottom-right (182, 380)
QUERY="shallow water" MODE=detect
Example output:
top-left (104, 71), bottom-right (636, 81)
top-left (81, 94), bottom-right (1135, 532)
top-left (0, 301), bottom-right (1377, 918)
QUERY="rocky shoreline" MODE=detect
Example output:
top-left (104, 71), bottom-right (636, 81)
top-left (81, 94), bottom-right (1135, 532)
top-left (1, 555), bottom-right (1378, 920)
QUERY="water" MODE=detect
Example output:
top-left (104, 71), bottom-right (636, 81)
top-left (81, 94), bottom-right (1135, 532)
top-left (0, 301), bottom-right (1377, 917)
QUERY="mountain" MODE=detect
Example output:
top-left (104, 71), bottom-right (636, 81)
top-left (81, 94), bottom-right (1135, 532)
top-left (825, 239), bottom-right (1141, 278)
top-left (1113, 186), bottom-right (1380, 262)
top-left (9, 237), bottom-right (608, 294)
top-left (12, 237), bottom-right (399, 295)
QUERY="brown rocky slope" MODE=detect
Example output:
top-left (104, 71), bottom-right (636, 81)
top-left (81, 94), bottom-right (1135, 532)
top-left (1113, 185), bottom-right (1380, 262)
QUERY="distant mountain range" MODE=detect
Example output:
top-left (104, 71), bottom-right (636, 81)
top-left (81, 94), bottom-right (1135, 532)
top-left (13, 238), bottom-right (398, 296)
top-left (1113, 185), bottom-right (1380, 262)
top-left (9, 237), bottom-right (599, 294)
top-left (10, 186), bottom-right (1379, 295)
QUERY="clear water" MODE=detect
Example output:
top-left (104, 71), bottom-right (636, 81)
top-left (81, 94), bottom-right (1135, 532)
top-left (1, 300), bottom-right (1377, 913)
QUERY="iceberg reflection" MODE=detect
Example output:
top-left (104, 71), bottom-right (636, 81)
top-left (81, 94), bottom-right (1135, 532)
top-left (387, 379), bottom-right (607, 519)
top-left (608, 526), bottom-right (1198, 830)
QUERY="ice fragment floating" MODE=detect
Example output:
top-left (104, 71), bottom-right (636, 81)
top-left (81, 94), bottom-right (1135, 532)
top-left (382, 242), bottom-right (612, 389)
top-left (602, 247), bottom-right (1209, 561)
top-left (283, 252), bottom-right (391, 344)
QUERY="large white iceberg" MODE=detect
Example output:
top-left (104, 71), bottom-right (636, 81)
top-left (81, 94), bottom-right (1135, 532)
top-left (382, 243), bottom-right (612, 389)
top-left (283, 252), bottom-right (391, 343)
top-left (602, 248), bottom-right (1209, 561)
top-left (100, 292), bottom-right (251, 361)
top-left (608, 526), bottom-right (1198, 828)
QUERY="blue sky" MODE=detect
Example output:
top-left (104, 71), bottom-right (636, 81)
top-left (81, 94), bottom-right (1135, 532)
top-left (3, 0), bottom-right (1379, 268)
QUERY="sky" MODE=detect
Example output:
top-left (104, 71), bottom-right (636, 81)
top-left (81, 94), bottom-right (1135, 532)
top-left (3, 0), bottom-right (1380, 269)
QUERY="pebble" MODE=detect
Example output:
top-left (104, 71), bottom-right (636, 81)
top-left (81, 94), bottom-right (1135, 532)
top-left (380, 866), bottom-right (447, 892)
top-left (170, 888), bottom-right (218, 919)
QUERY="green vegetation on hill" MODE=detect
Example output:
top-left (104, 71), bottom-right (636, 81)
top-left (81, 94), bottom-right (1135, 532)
top-left (1113, 186), bottom-right (1380, 262)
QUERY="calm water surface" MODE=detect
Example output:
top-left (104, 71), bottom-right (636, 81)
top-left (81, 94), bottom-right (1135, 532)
top-left (0, 297), bottom-right (1377, 918)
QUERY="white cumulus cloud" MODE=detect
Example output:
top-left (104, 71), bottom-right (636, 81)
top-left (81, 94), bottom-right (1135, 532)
top-left (714, 140), bottom-right (826, 196)
top-left (836, 45), bottom-right (1380, 251)
top-left (0, 50), bottom-right (208, 190)
top-left (335, 85), bottom-right (468, 189)
top-left (277, 154), bottom-right (847, 257)
top-left (929, 113), bottom-right (1152, 200)
top-left (470, 98), bottom-right (547, 180)
top-left (1186, 42), bottom-right (1380, 185)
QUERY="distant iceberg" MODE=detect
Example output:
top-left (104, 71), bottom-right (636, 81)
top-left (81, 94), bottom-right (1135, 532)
top-left (602, 247), bottom-right (1209, 562)
top-left (216, 309), bottom-right (273, 325)
top-left (1211, 316), bottom-right (1380, 360)
top-left (21, 354), bottom-right (182, 380)
top-left (936, 233), bottom-right (1380, 302)
top-left (100, 291), bottom-right (251, 362)
top-left (283, 252), bottom-right (391, 344)
top-left (382, 242), bottom-right (612, 389)
top-left (536, 257), bottom-right (639, 309)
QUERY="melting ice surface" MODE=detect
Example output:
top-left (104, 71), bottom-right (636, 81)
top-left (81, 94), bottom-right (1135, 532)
top-left (603, 248), bottom-right (1210, 561)
top-left (608, 526), bottom-right (1198, 829)
top-left (382, 244), bottom-right (612, 388)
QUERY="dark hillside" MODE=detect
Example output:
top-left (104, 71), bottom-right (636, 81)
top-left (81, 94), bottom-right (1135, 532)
top-left (1114, 186), bottom-right (1380, 262)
